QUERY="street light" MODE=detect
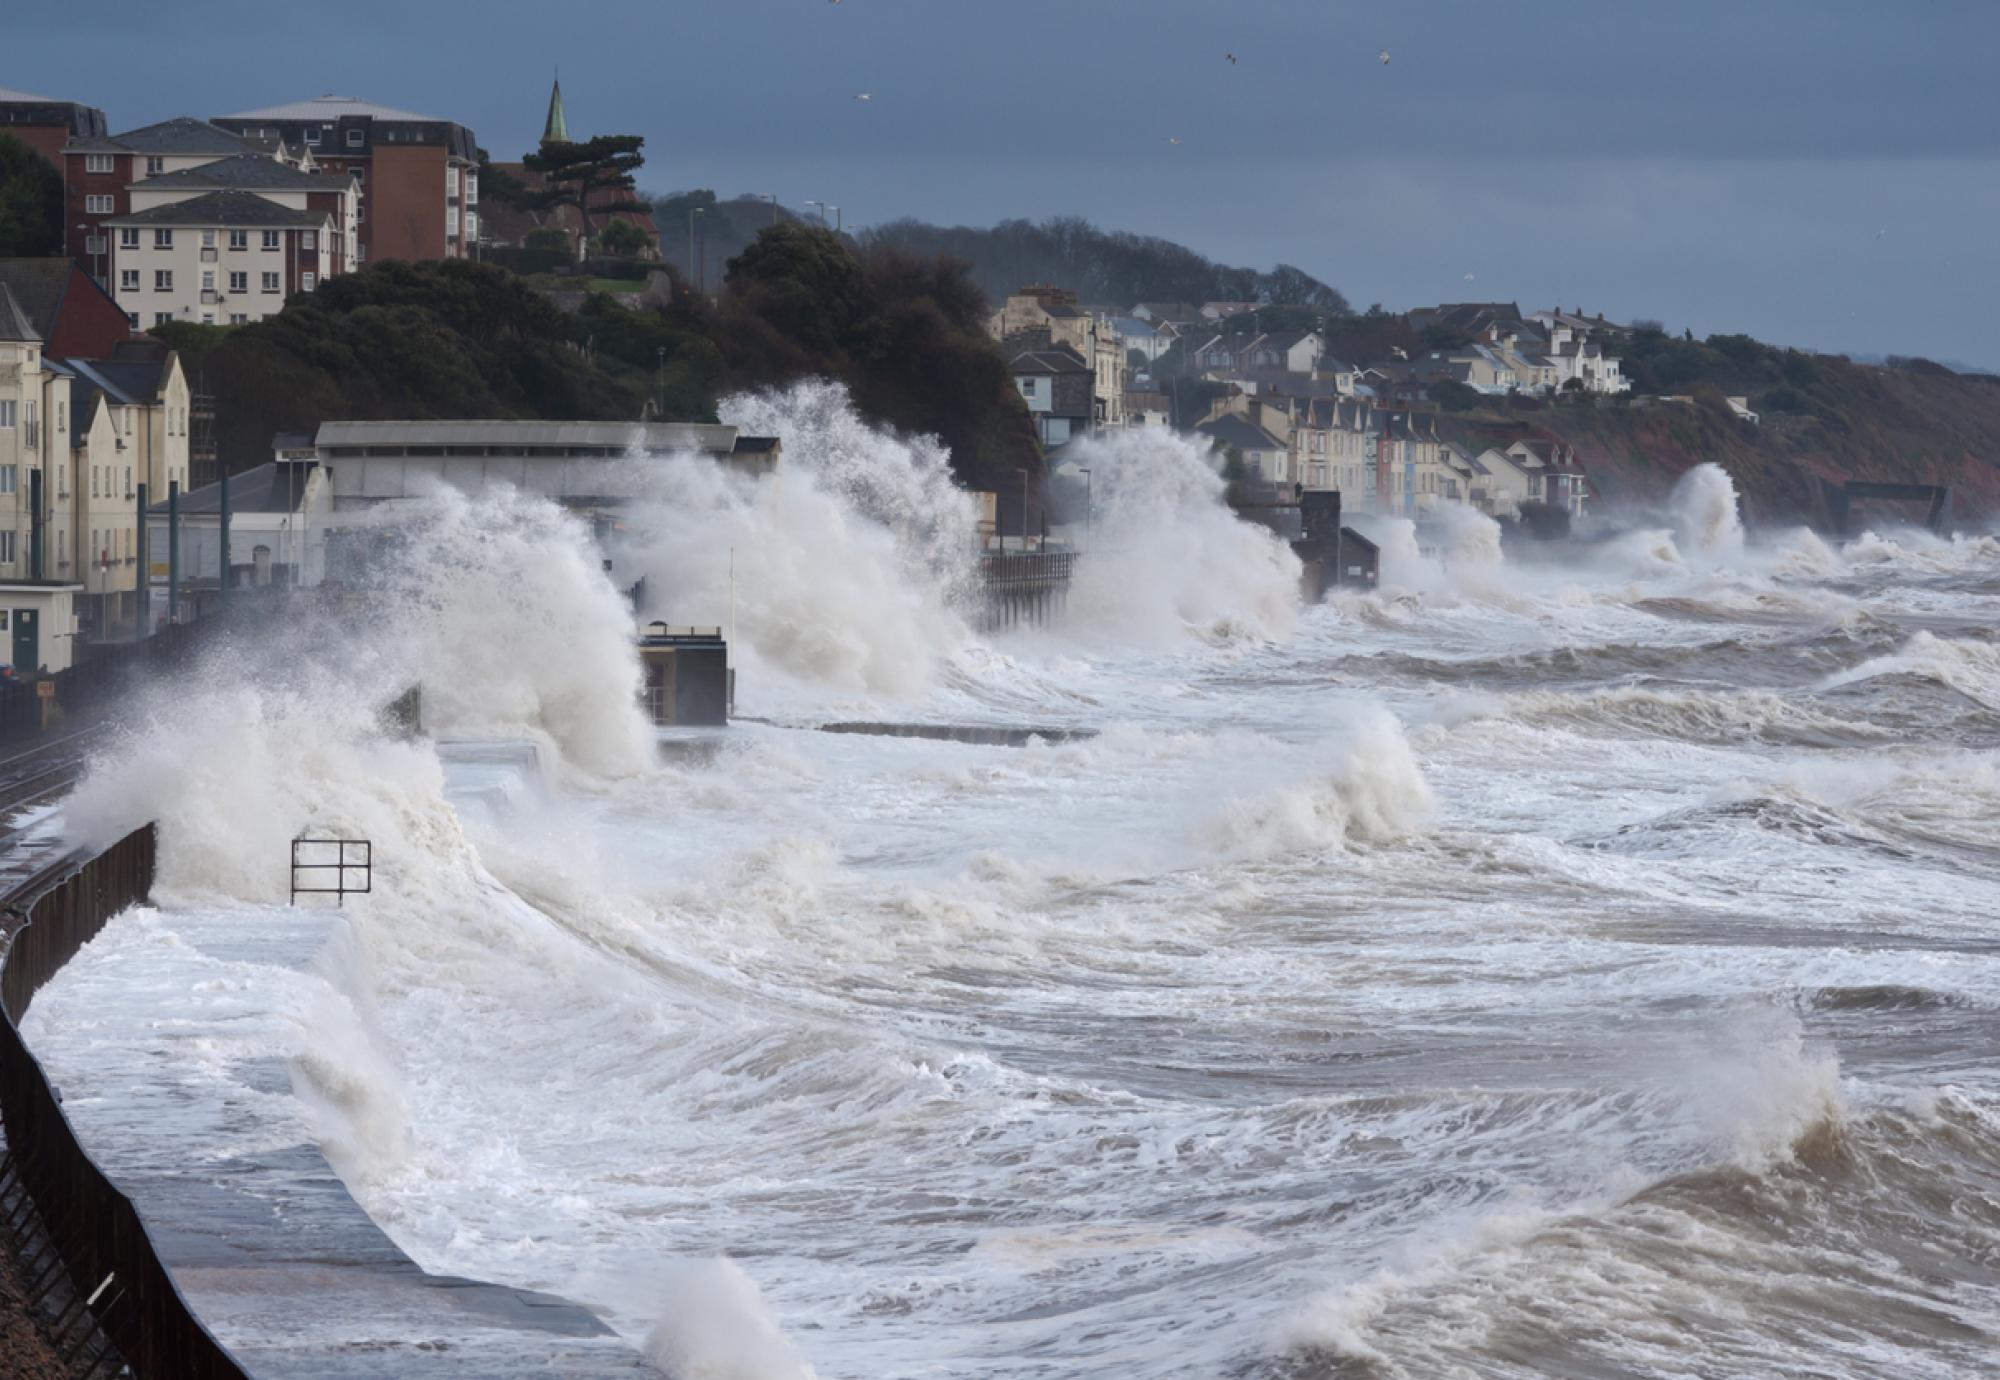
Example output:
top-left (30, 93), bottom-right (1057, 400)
top-left (827, 204), bottom-right (842, 233)
top-left (687, 205), bottom-right (704, 288)
top-left (805, 200), bottom-right (827, 228)
top-left (655, 345), bottom-right (666, 418)
top-left (764, 193), bottom-right (779, 226)
top-left (1015, 466), bottom-right (1030, 554)
top-left (1078, 467), bottom-right (1091, 550)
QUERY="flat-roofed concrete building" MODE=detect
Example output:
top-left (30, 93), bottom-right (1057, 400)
top-left (0, 84), bottom-right (107, 167)
top-left (311, 420), bottom-right (780, 508)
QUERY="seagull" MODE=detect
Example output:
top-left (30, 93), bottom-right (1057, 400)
top-left (1168, 136), bottom-right (1182, 145)
top-left (854, 93), bottom-right (872, 102)
top-left (1226, 53), bottom-right (1238, 64)
top-left (1464, 272), bottom-right (1475, 281)
top-left (1379, 49), bottom-right (1392, 65)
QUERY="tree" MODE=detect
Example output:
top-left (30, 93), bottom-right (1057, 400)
top-left (522, 134), bottom-right (647, 256)
top-left (0, 134), bottom-right (61, 257)
top-left (725, 222), bottom-right (876, 357)
top-left (598, 218), bottom-right (651, 258)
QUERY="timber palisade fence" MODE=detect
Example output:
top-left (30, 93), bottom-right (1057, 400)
top-left (977, 549), bottom-right (1077, 630)
top-left (0, 825), bottom-right (249, 1377)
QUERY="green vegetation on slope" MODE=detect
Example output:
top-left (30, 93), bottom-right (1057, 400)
top-left (162, 227), bottom-right (1040, 492)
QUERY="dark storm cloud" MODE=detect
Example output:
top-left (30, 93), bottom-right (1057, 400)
top-left (8, 1), bottom-right (1997, 362)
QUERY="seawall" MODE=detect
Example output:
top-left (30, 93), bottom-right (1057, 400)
top-left (0, 827), bottom-right (659, 1377)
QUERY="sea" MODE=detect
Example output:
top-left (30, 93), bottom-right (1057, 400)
top-left (25, 381), bottom-right (2000, 1378)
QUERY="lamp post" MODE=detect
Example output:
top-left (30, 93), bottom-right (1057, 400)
top-left (765, 194), bottom-right (779, 226)
top-left (655, 345), bottom-right (666, 418)
top-left (1015, 466), bottom-right (1030, 554)
top-left (1078, 467), bottom-right (1091, 550)
top-left (687, 205), bottom-right (703, 286)
top-left (827, 204), bottom-right (842, 233)
top-left (805, 200), bottom-right (826, 227)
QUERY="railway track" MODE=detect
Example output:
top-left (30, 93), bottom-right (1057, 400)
top-left (0, 728), bottom-right (105, 856)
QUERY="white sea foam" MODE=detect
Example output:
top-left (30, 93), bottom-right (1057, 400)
top-left (1669, 462), bottom-right (1746, 564)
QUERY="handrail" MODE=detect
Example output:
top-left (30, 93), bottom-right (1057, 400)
top-left (0, 826), bottom-right (249, 1377)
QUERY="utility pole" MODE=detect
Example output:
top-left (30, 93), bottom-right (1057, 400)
top-left (135, 482), bottom-right (148, 634)
top-left (218, 468), bottom-right (231, 606)
top-left (167, 481), bottom-right (180, 625)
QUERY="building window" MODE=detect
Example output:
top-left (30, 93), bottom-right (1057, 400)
top-left (301, 272), bottom-right (316, 291)
top-left (55, 531), bottom-right (64, 568)
top-left (261, 272), bottom-right (280, 293)
top-left (145, 155), bottom-right (164, 175)
top-left (201, 269), bottom-right (214, 291)
top-left (261, 231), bottom-right (280, 250)
top-left (1020, 378), bottom-right (1037, 396)
top-left (229, 271), bottom-right (247, 292)
top-left (120, 269), bottom-right (139, 291)
top-left (355, 244), bottom-right (366, 262)
top-left (229, 313), bottom-right (248, 325)
top-left (0, 466), bottom-right (15, 494)
top-left (350, 166), bottom-right (364, 183)
top-left (0, 532), bottom-right (14, 566)
top-left (85, 234), bottom-right (106, 255)
top-left (301, 230), bottom-right (316, 250)
top-left (154, 270), bottom-right (173, 291)
top-left (119, 227), bottom-right (139, 249)
top-left (153, 312), bottom-right (172, 326)
top-left (201, 229), bottom-right (215, 248)
top-left (346, 127), bottom-right (363, 147)
top-left (154, 228), bottom-right (173, 248)
top-left (201, 312), bottom-right (214, 325)
top-left (85, 153), bottom-right (114, 173)
top-left (228, 229), bottom-right (247, 250)
top-left (305, 127), bottom-right (322, 145)
top-left (86, 194), bottom-right (114, 213)
top-left (357, 203), bottom-right (365, 223)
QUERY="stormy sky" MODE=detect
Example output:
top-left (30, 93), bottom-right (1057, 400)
top-left (12, 0), bottom-right (1998, 365)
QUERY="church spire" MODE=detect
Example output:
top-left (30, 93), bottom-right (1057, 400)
top-left (542, 72), bottom-right (569, 147)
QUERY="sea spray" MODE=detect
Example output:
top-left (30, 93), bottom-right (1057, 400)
top-left (615, 384), bottom-right (974, 697)
top-left (64, 483), bottom-right (653, 899)
top-left (1669, 462), bottom-right (1746, 563)
top-left (643, 1259), bottom-right (818, 1380)
top-left (1054, 427), bottom-right (1301, 643)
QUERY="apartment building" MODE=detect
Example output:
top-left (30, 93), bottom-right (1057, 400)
top-left (0, 84), bottom-right (106, 166)
top-left (211, 96), bottom-right (479, 264)
top-left (0, 284), bottom-right (80, 668)
top-left (107, 192), bottom-right (337, 328)
top-left (61, 118), bottom-right (257, 278)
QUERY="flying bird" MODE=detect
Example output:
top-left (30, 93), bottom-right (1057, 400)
top-left (1226, 53), bottom-right (1237, 64)
top-left (1464, 272), bottom-right (1476, 281)
top-left (1168, 136), bottom-right (1182, 145)
top-left (854, 93), bottom-right (872, 102)
top-left (1379, 49), bottom-right (1392, 65)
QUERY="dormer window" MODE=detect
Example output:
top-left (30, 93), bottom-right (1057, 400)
top-left (346, 128), bottom-right (364, 147)
top-left (305, 127), bottom-right (322, 146)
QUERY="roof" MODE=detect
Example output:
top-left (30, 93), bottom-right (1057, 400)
top-left (542, 79), bottom-right (569, 145)
top-left (313, 419), bottom-right (752, 455)
top-left (0, 261), bottom-right (72, 339)
top-left (69, 116), bottom-right (250, 156)
top-left (217, 95), bottom-right (446, 123)
top-left (1007, 345), bottom-right (1091, 375)
top-left (133, 153), bottom-right (334, 192)
top-left (149, 460), bottom-right (320, 516)
top-left (65, 357), bottom-right (170, 409)
top-left (0, 283), bottom-right (34, 343)
top-left (108, 190), bottom-right (331, 229)
top-left (1195, 414), bottom-right (1285, 453)
top-left (0, 86), bottom-right (54, 103)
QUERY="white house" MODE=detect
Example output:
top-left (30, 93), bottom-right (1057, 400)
top-left (146, 453), bottom-right (333, 600)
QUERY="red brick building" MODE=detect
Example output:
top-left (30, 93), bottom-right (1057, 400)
top-left (210, 96), bottom-right (479, 265)
top-left (0, 83), bottom-right (106, 166)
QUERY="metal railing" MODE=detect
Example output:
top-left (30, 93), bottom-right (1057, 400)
top-left (0, 826), bottom-right (249, 1377)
